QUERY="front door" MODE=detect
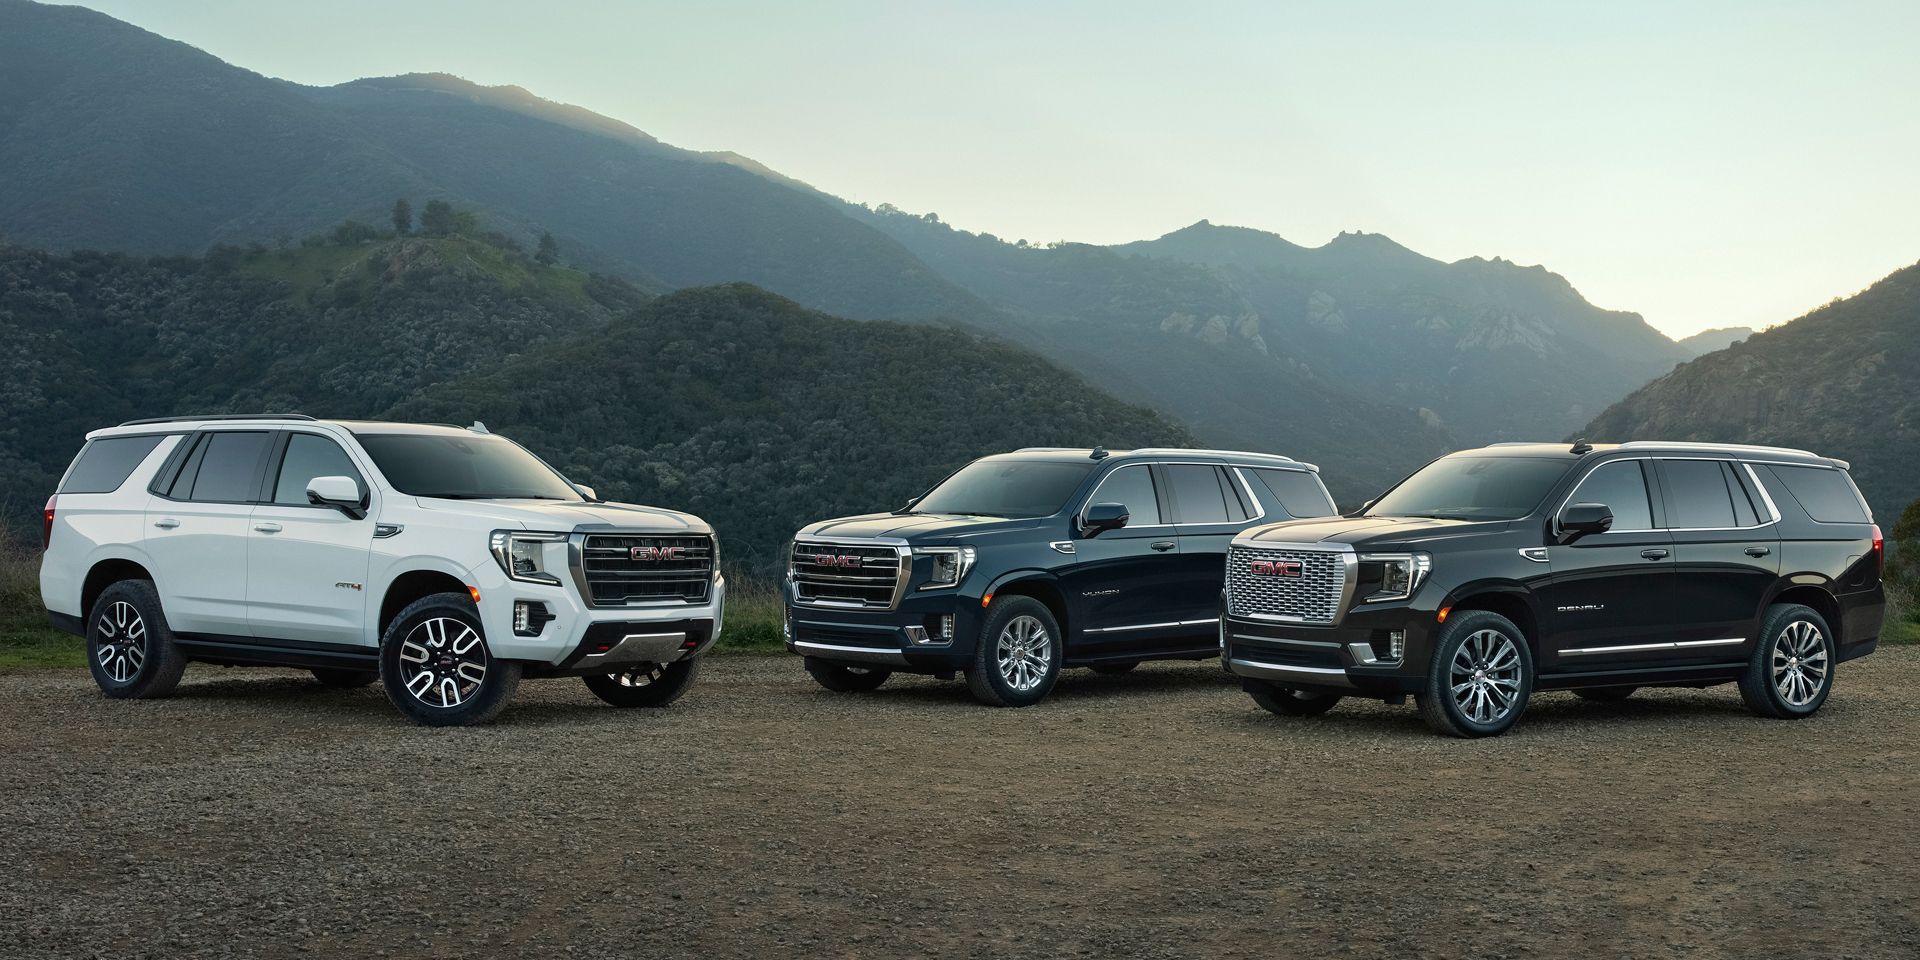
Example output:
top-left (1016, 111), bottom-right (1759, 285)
top-left (1538, 458), bottom-right (1677, 669)
top-left (142, 430), bottom-right (274, 636)
top-left (1658, 459), bottom-right (1779, 653)
top-left (1060, 463), bottom-right (1184, 657)
top-left (247, 432), bottom-right (376, 645)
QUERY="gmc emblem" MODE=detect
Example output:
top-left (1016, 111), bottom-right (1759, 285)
top-left (815, 554), bottom-right (862, 568)
top-left (631, 546), bottom-right (687, 562)
top-left (1249, 560), bottom-right (1303, 577)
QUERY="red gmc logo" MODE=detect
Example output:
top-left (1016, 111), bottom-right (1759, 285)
top-left (1249, 560), bottom-right (1303, 577)
top-left (631, 546), bottom-right (687, 562)
top-left (815, 554), bottom-right (862, 568)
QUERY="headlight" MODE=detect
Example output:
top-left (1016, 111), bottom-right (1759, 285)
top-left (915, 546), bottom-right (977, 589)
top-left (1360, 553), bottom-right (1431, 603)
top-left (489, 530), bottom-right (567, 585)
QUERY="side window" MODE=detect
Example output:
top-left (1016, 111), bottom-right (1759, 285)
top-left (1086, 465), bottom-right (1161, 525)
top-left (1662, 459), bottom-right (1736, 529)
top-left (1722, 462), bottom-right (1760, 527)
top-left (60, 435), bottom-right (168, 494)
top-left (1763, 465), bottom-right (1871, 524)
top-left (165, 434), bottom-right (210, 499)
top-left (1247, 468), bottom-right (1337, 519)
top-left (1565, 460), bottom-right (1654, 531)
top-left (1164, 463), bottom-right (1230, 524)
top-left (273, 434), bottom-right (364, 505)
top-left (1218, 467), bottom-right (1252, 522)
top-left (185, 432), bottom-right (272, 503)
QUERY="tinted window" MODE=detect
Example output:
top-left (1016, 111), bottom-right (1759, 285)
top-left (273, 434), bottom-right (364, 505)
top-left (1369, 457), bottom-right (1572, 521)
top-left (187, 432), bottom-right (271, 503)
top-left (1248, 468), bottom-right (1337, 519)
top-left (1218, 467), bottom-right (1252, 522)
top-left (1663, 459), bottom-right (1736, 528)
top-left (60, 435), bottom-right (167, 494)
top-left (1565, 460), bottom-right (1654, 531)
top-left (165, 435), bottom-right (209, 498)
top-left (1086, 464), bottom-right (1161, 525)
top-left (357, 434), bottom-right (583, 501)
top-left (1766, 465), bottom-right (1870, 523)
top-left (911, 459), bottom-right (1095, 519)
top-left (1724, 462), bottom-right (1760, 527)
top-left (1165, 463), bottom-right (1230, 524)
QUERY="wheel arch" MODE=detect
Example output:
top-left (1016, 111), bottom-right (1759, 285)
top-left (81, 557), bottom-right (156, 621)
top-left (1439, 581), bottom-right (1542, 655)
top-left (1766, 584), bottom-right (1842, 641)
top-left (378, 569), bottom-right (474, 638)
top-left (985, 572), bottom-right (1070, 639)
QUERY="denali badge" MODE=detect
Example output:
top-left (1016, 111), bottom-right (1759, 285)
top-left (632, 546), bottom-right (688, 562)
top-left (1557, 604), bottom-right (1605, 612)
top-left (815, 554), bottom-right (862, 568)
top-left (1249, 560), bottom-right (1303, 578)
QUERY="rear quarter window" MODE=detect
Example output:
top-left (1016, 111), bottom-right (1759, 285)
top-left (1758, 464), bottom-right (1871, 524)
top-left (1246, 468), bottom-right (1337, 519)
top-left (59, 435), bottom-right (169, 494)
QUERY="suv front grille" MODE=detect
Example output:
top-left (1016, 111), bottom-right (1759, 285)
top-left (790, 540), bottom-right (907, 609)
top-left (1226, 545), bottom-right (1351, 624)
top-left (581, 535), bottom-right (714, 605)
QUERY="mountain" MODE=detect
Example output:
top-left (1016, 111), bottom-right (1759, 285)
top-left (0, 0), bottom-right (988, 324)
top-left (1577, 261), bottom-right (1920, 517)
top-left (1676, 326), bottom-right (1754, 356)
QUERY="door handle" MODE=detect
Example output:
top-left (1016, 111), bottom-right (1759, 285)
top-left (1150, 541), bottom-right (1176, 552)
top-left (253, 523), bottom-right (283, 534)
top-left (153, 518), bottom-right (180, 529)
top-left (1745, 546), bottom-right (1771, 557)
top-left (1640, 549), bottom-right (1669, 560)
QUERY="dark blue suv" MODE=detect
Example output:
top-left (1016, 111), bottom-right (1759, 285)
top-left (783, 447), bottom-right (1340, 706)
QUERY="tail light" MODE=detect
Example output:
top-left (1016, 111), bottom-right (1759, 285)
top-left (42, 495), bottom-right (56, 550)
top-left (1872, 524), bottom-right (1883, 577)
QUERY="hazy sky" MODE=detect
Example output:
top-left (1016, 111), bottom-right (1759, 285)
top-left (79, 0), bottom-right (1920, 338)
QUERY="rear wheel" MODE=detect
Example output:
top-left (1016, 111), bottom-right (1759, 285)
top-left (379, 593), bottom-right (521, 727)
top-left (1248, 685), bottom-right (1342, 717)
top-left (583, 658), bottom-right (701, 707)
top-left (86, 580), bottom-right (187, 700)
top-left (1416, 610), bottom-right (1534, 738)
top-left (804, 657), bottom-right (891, 693)
top-left (1574, 685), bottom-right (1637, 702)
top-left (1738, 604), bottom-right (1835, 719)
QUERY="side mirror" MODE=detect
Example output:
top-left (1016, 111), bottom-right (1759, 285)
top-left (573, 483), bottom-right (598, 501)
top-left (1557, 502), bottom-right (1614, 545)
top-left (307, 476), bottom-right (367, 520)
top-left (1082, 502), bottom-right (1130, 537)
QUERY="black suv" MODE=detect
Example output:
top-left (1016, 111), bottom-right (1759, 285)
top-left (784, 447), bottom-right (1340, 706)
top-left (1223, 441), bottom-right (1886, 737)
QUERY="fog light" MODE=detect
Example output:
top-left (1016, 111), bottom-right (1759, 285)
top-left (1389, 630), bottom-right (1406, 659)
top-left (903, 625), bottom-right (930, 645)
top-left (512, 601), bottom-right (552, 637)
top-left (937, 614), bottom-right (954, 640)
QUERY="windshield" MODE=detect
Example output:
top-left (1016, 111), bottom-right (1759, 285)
top-left (1368, 457), bottom-right (1571, 521)
top-left (911, 459), bottom-right (1097, 519)
top-left (356, 434), bottom-right (582, 501)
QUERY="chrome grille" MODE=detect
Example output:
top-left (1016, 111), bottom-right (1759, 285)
top-left (1226, 545), bottom-right (1351, 624)
top-left (581, 535), bottom-right (713, 605)
top-left (790, 540), bottom-right (907, 609)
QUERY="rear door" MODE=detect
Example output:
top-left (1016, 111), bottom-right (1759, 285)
top-left (1060, 463), bottom-right (1184, 656)
top-left (1167, 463), bottom-right (1262, 648)
top-left (142, 430), bottom-right (274, 635)
top-left (246, 431), bottom-right (377, 645)
top-left (1538, 458), bottom-right (1677, 668)
top-left (1658, 459), bottom-right (1780, 652)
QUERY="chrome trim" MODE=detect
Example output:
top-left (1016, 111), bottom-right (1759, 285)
top-left (1519, 547), bottom-right (1548, 562)
top-left (373, 523), bottom-right (404, 538)
top-left (1224, 540), bottom-right (1360, 626)
top-left (1742, 462), bottom-right (1784, 524)
top-left (1551, 457), bottom-right (1660, 535)
top-left (1082, 618), bottom-right (1218, 635)
top-left (1048, 541), bottom-right (1075, 554)
top-left (1227, 658), bottom-right (1356, 688)
top-left (1120, 448), bottom-right (1306, 469)
top-left (1617, 441), bottom-right (1819, 459)
top-left (1079, 462), bottom-right (1167, 530)
top-left (1358, 552), bottom-right (1432, 603)
top-left (1224, 467), bottom-right (1269, 525)
top-left (583, 631), bottom-right (687, 667)
top-left (567, 531), bottom-right (717, 608)
top-left (491, 529), bottom-right (567, 586)
top-left (1231, 632), bottom-right (1342, 649)
top-left (1158, 460), bottom-right (1267, 525)
top-left (791, 640), bottom-right (910, 666)
top-left (1561, 637), bottom-right (1745, 656)
top-left (913, 545), bottom-right (977, 591)
top-left (790, 537), bottom-right (913, 611)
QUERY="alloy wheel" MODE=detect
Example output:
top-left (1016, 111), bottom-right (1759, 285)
top-left (995, 614), bottom-right (1052, 693)
top-left (94, 601), bottom-right (147, 683)
top-left (605, 662), bottom-right (667, 687)
top-left (1771, 620), bottom-right (1829, 707)
top-left (397, 617), bottom-right (489, 708)
top-left (1448, 629), bottom-right (1521, 724)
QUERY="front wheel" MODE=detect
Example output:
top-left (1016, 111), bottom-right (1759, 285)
top-left (1738, 604), bottom-right (1835, 719)
top-left (583, 658), bottom-right (702, 707)
top-left (804, 657), bottom-right (891, 693)
top-left (1416, 610), bottom-right (1534, 738)
top-left (379, 593), bottom-right (521, 727)
top-left (964, 596), bottom-right (1062, 707)
top-left (86, 580), bottom-right (187, 700)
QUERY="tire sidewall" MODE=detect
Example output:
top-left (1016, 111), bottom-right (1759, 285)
top-left (1746, 604), bottom-right (1835, 718)
top-left (85, 580), bottom-right (185, 699)
top-left (968, 596), bottom-right (1062, 707)
top-left (1422, 610), bottom-right (1534, 737)
top-left (379, 592), bottom-right (519, 727)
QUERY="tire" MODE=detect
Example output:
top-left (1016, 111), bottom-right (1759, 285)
top-left (1090, 662), bottom-right (1139, 676)
top-left (1248, 684), bottom-right (1342, 717)
top-left (312, 668), bottom-right (378, 689)
top-left (803, 657), bottom-right (891, 693)
top-left (1416, 610), bottom-right (1534, 738)
top-left (583, 658), bottom-right (702, 707)
top-left (85, 580), bottom-right (188, 700)
top-left (379, 592), bottom-right (521, 727)
top-left (964, 595), bottom-right (1062, 707)
top-left (1573, 685), bottom-right (1637, 702)
top-left (1738, 603), bottom-right (1835, 719)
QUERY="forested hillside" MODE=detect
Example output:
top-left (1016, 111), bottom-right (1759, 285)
top-left (1579, 260), bottom-right (1920, 516)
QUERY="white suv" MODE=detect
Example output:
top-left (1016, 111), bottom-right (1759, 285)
top-left (39, 415), bottom-right (725, 726)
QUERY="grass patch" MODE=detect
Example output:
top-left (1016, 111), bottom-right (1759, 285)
top-left (1883, 617), bottom-right (1920, 645)
top-left (0, 528), bottom-right (83, 672)
top-left (717, 574), bottom-right (785, 653)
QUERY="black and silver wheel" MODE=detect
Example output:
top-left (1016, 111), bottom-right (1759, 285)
top-left (1573, 685), bottom-right (1637, 702)
top-left (86, 580), bottom-right (187, 700)
top-left (1417, 610), bottom-right (1534, 738)
top-left (380, 592), bottom-right (521, 727)
top-left (1248, 684), bottom-right (1342, 717)
top-left (1089, 662), bottom-right (1139, 675)
top-left (1738, 604), bottom-right (1835, 719)
top-left (312, 668), bottom-right (378, 689)
top-left (583, 658), bottom-right (702, 707)
top-left (804, 657), bottom-right (891, 693)
top-left (965, 596), bottom-right (1062, 707)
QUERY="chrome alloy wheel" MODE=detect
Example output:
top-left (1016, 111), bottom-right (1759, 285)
top-left (94, 601), bottom-right (148, 683)
top-left (397, 617), bottom-right (489, 708)
top-left (1449, 629), bottom-right (1521, 725)
top-left (1771, 619), bottom-right (1829, 707)
top-left (605, 663), bottom-right (667, 687)
top-left (995, 614), bottom-right (1053, 693)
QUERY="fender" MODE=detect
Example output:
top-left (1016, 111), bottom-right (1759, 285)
top-left (979, 567), bottom-right (1067, 605)
top-left (64, 546), bottom-right (160, 619)
top-left (1435, 577), bottom-right (1546, 645)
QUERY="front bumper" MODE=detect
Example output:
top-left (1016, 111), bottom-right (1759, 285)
top-left (783, 590), bottom-right (981, 672)
top-left (1221, 607), bottom-right (1434, 697)
top-left (478, 564), bottom-right (726, 668)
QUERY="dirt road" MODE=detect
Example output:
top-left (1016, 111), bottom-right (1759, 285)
top-left (4, 650), bottom-right (1917, 959)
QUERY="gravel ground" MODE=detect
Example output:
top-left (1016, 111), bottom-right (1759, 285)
top-left (3, 649), bottom-right (1918, 960)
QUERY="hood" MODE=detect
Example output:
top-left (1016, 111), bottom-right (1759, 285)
top-left (413, 497), bottom-right (710, 534)
top-left (797, 512), bottom-right (1040, 542)
top-left (1239, 515), bottom-right (1512, 549)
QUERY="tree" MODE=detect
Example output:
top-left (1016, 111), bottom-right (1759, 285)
top-left (332, 220), bottom-right (378, 245)
top-left (392, 198), bottom-right (412, 235)
top-left (535, 232), bottom-right (558, 266)
top-left (419, 199), bottom-right (456, 237)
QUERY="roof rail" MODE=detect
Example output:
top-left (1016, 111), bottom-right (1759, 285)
top-left (1487, 441), bottom-right (1554, 447)
top-left (1123, 447), bottom-right (1299, 464)
top-left (116, 413), bottom-right (319, 427)
top-left (1616, 440), bottom-right (1822, 459)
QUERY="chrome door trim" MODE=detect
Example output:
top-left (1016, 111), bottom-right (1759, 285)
top-left (1561, 637), bottom-right (1745, 656)
top-left (1083, 617), bottom-right (1219, 635)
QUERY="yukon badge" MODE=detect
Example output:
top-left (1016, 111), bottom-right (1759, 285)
top-left (632, 546), bottom-right (687, 562)
top-left (1248, 560), bottom-right (1303, 578)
